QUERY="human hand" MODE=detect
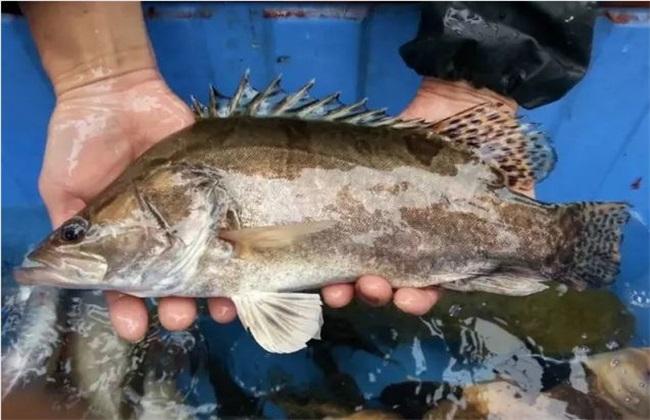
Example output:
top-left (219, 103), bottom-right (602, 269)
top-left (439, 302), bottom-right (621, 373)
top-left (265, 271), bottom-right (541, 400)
top-left (40, 69), bottom-right (204, 341)
top-left (401, 77), bottom-right (517, 123)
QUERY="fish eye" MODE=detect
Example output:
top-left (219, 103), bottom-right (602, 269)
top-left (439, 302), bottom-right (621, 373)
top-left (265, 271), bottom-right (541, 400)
top-left (60, 217), bottom-right (89, 243)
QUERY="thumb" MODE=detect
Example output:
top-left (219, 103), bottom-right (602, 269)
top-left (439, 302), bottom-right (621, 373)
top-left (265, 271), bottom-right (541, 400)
top-left (41, 186), bottom-right (87, 228)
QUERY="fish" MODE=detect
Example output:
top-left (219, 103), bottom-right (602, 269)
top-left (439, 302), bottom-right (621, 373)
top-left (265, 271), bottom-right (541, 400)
top-left (422, 380), bottom-right (622, 420)
top-left (380, 381), bottom-right (462, 419)
top-left (67, 297), bottom-right (199, 420)
top-left (384, 348), bottom-right (649, 419)
top-left (15, 73), bottom-right (630, 354)
top-left (2, 287), bottom-right (197, 419)
top-left (63, 291), bottom-right (135, 419)
top-left (582, 347), bottom-right (650, 419)
top-left (271, 390), bottom-right (402, 419)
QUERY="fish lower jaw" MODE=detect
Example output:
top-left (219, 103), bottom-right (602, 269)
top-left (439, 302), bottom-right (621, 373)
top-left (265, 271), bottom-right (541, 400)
top-left (20, 257), bottom-right (46, 269)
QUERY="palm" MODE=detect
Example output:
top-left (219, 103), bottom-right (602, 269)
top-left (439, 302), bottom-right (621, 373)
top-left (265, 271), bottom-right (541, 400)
top-left (39, 74), bottom-right (201, 340)
top-left (40, 78), bottom-right (195, 226)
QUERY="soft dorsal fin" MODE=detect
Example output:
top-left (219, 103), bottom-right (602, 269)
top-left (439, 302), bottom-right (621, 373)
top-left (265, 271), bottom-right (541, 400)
top-left (431, 103), bottom-right (556, 194)
top-left (190, 72), bottom-right (433, 129)
top-left (231, 291), bottom-right (323, 353)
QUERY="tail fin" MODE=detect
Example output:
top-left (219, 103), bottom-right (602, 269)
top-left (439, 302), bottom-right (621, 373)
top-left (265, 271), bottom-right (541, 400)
top-left (556, 202), bottom-right (630, 289)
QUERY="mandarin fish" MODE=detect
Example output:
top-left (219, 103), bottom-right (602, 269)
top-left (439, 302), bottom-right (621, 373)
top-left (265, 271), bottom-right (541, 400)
top-left (16, 74), bottom-right (629, 353)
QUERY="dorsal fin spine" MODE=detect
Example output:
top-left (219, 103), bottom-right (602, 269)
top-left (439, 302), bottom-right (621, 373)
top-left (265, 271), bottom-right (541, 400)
top-left (191, 73), bottom-right (431, 130)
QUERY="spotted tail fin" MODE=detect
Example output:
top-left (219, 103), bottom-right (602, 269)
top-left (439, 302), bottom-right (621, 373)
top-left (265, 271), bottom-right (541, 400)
top-left (555, 202), bottom-right (630, 289)
top-left (431, 103), bottom-right (556, 194)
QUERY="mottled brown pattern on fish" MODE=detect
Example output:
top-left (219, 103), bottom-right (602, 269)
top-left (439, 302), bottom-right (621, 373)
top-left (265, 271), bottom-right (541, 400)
top-left (116, 118), bottom-right (476, 180)
top-left (22, 106), bottom-right (628, 301)
top-left (83, 116), bottom-right (491, 231)
top-left (192, 166), bottom-right (563, 294)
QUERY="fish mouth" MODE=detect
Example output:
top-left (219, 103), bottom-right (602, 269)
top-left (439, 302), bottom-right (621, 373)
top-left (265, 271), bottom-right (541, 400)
top-left (14, 255), bottom-right (107, 288)
top-left (14, 258), bottom-right (72, 287)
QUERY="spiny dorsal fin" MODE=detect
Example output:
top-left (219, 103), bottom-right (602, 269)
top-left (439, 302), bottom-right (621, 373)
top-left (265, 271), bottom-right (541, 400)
top-left (191, 73), bottom-right (433, 130)
top-left (191, 74), bottom-right (557, 193)
top-left (431, 103), bottom-right (556, 194)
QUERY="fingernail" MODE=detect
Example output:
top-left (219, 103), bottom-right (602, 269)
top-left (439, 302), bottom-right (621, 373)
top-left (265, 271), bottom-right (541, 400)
top-left (360, 295), bottom-right (381, 306)
top-left (216, 305), bottom-right (233, 318)
top-left (394, 291), bottom-right (415, 307)
top-left (327, 288), bottom-right (344, 300)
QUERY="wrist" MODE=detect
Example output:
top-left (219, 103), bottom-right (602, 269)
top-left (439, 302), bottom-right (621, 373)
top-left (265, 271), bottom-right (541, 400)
top-left (48, 48), bottom-right (157, 98)
top-left (401, 77), bottom-right (517, 123)
top-left (54, 68), bottom-right (165, 102)
top-left (50, 50), bottom-right (158, 99)
top-left (22, 2), bottom-right (157, 97)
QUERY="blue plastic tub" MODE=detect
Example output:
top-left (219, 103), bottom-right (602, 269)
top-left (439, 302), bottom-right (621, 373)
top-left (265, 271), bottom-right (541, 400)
top-left (2, 3), bottom-right (649, 417)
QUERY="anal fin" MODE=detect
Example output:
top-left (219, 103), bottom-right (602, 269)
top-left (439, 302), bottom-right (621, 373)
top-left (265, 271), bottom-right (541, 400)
top-left (442, 270), bottom-right (549, 296)
top-left (231, 292), bottom-right (323, 354)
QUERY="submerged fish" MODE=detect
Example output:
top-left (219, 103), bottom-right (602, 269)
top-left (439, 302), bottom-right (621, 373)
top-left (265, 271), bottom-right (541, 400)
top-left (423, 380), bottom-right (622, 420)
top-left (384, 348), bottom-right (649, 420)
top-left (15, 74), bottom-right (630, 353)
top-left (582, 347), bottom-right (650, 419)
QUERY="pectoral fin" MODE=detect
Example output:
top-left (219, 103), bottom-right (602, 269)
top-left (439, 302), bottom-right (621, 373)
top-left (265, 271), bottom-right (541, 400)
top-left (231, 291), bottom-right (323, 354)
top-left (219, 221), bottom-right (335, 257)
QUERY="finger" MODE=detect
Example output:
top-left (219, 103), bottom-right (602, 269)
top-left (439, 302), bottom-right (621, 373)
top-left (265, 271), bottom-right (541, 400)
top-left (321, 283), bottom-right (354, 309)
top-left (105, 291), bottom-right (148, 342)
top-left (208, 297), bottom-right (237, 324)
top-left (393, 287), bottom-right (440, 316)
top-left (158, 297), bottom-right (197, 331)
top-left (355, 275), bottom-right (393, 307)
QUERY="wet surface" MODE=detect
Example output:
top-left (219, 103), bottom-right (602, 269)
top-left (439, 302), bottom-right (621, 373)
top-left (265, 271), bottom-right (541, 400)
top-left (2, 4), bottom-right (649, 419)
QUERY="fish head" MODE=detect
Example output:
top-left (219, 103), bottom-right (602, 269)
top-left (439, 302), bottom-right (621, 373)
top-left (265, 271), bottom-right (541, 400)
top-left (13, 162), bottom-right (234, 295)
top-left (15, 213), bottom-right (109, 288)
top-left (14, 205), bottom-right (174, 292)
